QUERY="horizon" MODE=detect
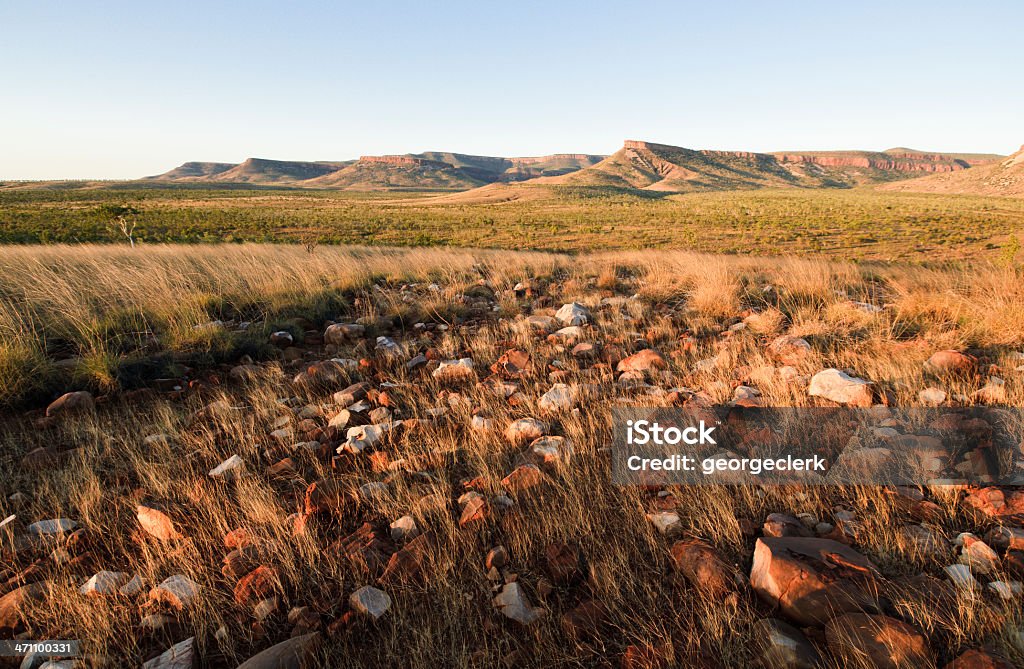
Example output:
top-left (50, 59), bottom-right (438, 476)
top-left (2, 0), bottom-right (1022, 180)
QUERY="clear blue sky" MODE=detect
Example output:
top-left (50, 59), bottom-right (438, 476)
top-left (2, 1), bottom-right (1021, 179)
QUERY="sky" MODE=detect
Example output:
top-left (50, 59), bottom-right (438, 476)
top-left (1, 1), bottom-right (1022, 180)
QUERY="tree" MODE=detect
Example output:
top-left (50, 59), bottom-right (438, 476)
top-left (103, 204), bottom-right (140, 248)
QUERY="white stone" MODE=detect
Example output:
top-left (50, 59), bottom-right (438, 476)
top-left (808, 368), bottom-right (873, 406)
top-left (493, 582), bottom-right (543, 625)
top-left (647, 512), bottom-right (681, 535)
top-left (27, 518), bottom-right (77, 536)
top-left (349, 585), bottom-right (391, 620)
top-left (79, 570), bottom-right (130, 596)
top-left (944, 563), bottom-right (979, 591)
top-left (555, 302), bottom-right (591, 326)
top-left (208, 454), bottom-right (244, 480)
top-left (538, 384), bottom-right (576, 412)
top-left (389, 515), bottom-right (419, 542)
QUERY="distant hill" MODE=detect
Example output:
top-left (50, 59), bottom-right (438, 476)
top-left (145, 153), bottom-right (605, 190)
top-left (878, 145), bottom-right (1024, 198)
top-left (301, 156), bottom-right (486, 190)
top-left (538, 140), bottom-right (1004, 193)
top-left (141, 142), bottom-right (1006, 193)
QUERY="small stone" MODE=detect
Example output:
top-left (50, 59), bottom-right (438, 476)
top-left (555, 302), bottom-right (591, 326)
top-left (208, 454), bottom-right (244, 480)
top-left (79, 570), bottom-right (130, 596)
top-left (493, 582), bottom-right (543, 625)
top-left (389, 515), bottom-right (419, 542)
top-left (150, 575), bottom-right (200, 610)
top-left (349, 585), bottom-right (391, 620)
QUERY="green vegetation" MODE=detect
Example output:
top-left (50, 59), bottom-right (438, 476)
top-left (2, 185), bottom-right (1023, 260)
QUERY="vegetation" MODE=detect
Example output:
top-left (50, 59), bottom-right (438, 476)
top-left (2, 186), bottom-right (1024, 260)
top-left (1, 245), bottom-right (1022, 666)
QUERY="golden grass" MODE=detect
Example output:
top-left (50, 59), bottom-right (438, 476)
top-left (0, 244), bottom-right (1022, 666)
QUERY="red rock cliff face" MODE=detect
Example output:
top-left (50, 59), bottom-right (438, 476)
top-left (774, 154), bottom-right (968, 173)
top-left (358, 156), bottom-right (449, 168)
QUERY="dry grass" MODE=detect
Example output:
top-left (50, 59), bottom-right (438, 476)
top-left (1, 244), bottom-right (1023, 667)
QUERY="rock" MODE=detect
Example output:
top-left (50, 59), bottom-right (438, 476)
top-left (545, 542), bottom-right (581, 583)
top-left (27, 518), bottom-right (77, 536)
top-left (505, 418), bottom-right (548, 444)
top-left (79, 570), bottom-right (130, 596)
top-left (538, 383), bottom-right (576, 412)
top-left (349, 585), bottom-right (391, 620)
top-left (0, 582), bottom-right (48, 633)
top-left (486, 546), bottom-right (509, 570)
top-left (943, 649), bottom-right (1015, 668)
top-left (750, 537), bottom-right (881, 626)
top-left (964, 487), bottom-right (1024, 520)
top-left (432, 358), bottom-right (475, 384)
top-left (269, 331), bottom-right (293, 347)
top-left (925, 350), bottom-right (977, 376)
top-left (560, 599), bottom-right (607, 639)
top-left (45, 391), bottom-right (94, 418)
top-left (986, 581), bottom-right (1022, 601)
top-left (459, 496), bottom-right (489, 527)
top-left (501, 464), bottom-right (545, 493)
top-left (899, 524), bottom-right (946, 556)
top-left (669, 539), bottom-right (738, 598)
top-left (943, 564), bottom-right (979, 591)
top-left (824, 613), bottom-right (932, 669)
top-left (304, 479), bottom-right (355, 515)
top-left (137, 503), bottom-right (183, 541)
top-left (143, 637), bottom-right (195, 669)
top-left (235, 565), bottom-right (282, 607)
top-left (646, 512), bottom-right (681, 536)
top-left (208, 454), bottom-right (245, 480)
top-left (120, 574), bottom-right (145, 596)
top-left (325, 323), bottom-right (365, 345)
top-left (808, 368), bottom-right (873, 407)
top-left (751, 618), bottom-right (822, 669)
top-left (389, 515), bottom-right (419, 542)
top-left (493, 582), bottom-right (543, 625)
top-left (958, 534), bottom-right (1000, 575)
top-left (919, 387), bottom-right (947, 405)
top-left (616, 349), bottom-right (667, 373)
top-left (236, 632), bottom-right (320, 669)
top-left (333, 382), bottom-right (370, 406)
top-left (767, 336), bottom-right (812, 365)
top-left (491, 349), bottom-right (530, 378)
top-left (149, 574), bottom-right (200, 610)
top-left (763, 513), bottom-right (813, 538)
top-left (530, 436), bottom-right (574, 465)
top-left (555, 302), bottom-right (591, 326)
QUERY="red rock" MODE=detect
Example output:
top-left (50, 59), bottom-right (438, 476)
top-left (459, 496), bottom-right (489, 528)
top-left (334, 523), bottom-right (394, 575)
top-left (560, 599), bottom-right (606, 639)
top-left (45, 391), bottom-right (94, 417)
top-left (380, 532), bottom-right (434, 584)
top-left (225, 527), bottom-right (254, 550)
top-left (485, 546), bottom-right (509, 570)
top-left (616, 349), bottom-right (667, 373)
top-left (491, 349), bottom-right (530, 378)
top-left (303, 479), bottom-right (355, 515)
top-left (501, 464), bottom-right (545, 493)
top-left (621, 643), bottom-right (669, 669)
top-left (0, 582), bottom-right (48, 633)
top-left (222, 546), bottom-right (261, 580)
top-left (943, 649), bottom-right (1015, 669)
top-left (750, 537), bottom-right (881, 626)
top-left (925, 350), bottom-right (977, 376)
top-left (825, 613), bottom-right (932, 669)
top-left (137, 503), bottom-right (183, 541)
top-left (669, 539), bottom-right (738, 598)
top-left (545, 542), bottom-right (581, 583)
top-left (763, 513), bottom-right (813, 538)
top-left (964, 487), bottom-right (1024, 521)
top-left (234, 565), bottom-right (283, 607)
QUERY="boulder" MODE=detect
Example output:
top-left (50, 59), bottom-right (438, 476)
top-left (235, 632), bottom-right (320, 669)
top-left (824, 613), bottom-right (932, 669)
top-left (750, 537), bottom-right (881, 626)
top-left (45, 391), bottom-right (94, 418)
top-left (143, 637), bottom-right (195, 669)
top-left (808, 369), bottom-right (873, 407)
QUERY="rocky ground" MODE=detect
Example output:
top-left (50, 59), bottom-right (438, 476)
top-left (1, 248), bottom-right (1024, 668)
